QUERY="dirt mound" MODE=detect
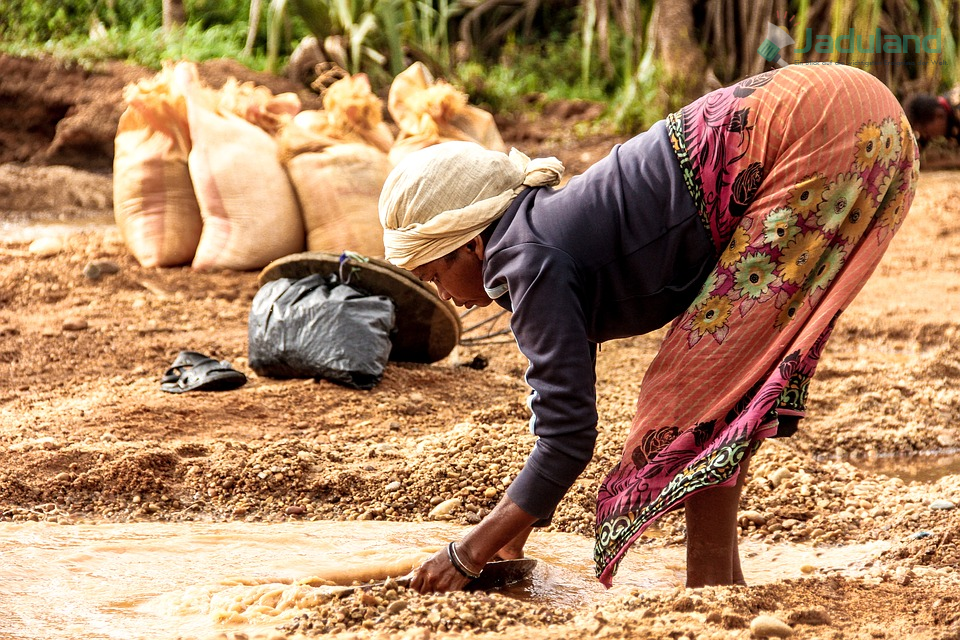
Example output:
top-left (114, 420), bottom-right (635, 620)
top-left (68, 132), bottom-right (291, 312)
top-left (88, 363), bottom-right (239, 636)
top-left (0, 54), bottom-right (323, 170)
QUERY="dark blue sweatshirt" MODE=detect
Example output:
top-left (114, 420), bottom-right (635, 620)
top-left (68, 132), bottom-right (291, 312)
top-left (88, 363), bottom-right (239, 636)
top-left (482, 120), bottom-right (714, 519)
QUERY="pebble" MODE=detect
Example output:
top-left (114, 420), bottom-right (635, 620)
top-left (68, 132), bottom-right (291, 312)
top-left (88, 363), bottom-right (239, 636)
top-left (28, 236), bottom-right (63, 257)
top-left (428, 497), bottom-right (461, 519)
top-left (936, 433), bottom-right (957, 447)
top-left (62, 317), bottom-right (88, 331)
top-left (768, 468), bottom-right (793, 487)
top-left (740, 510), bottom-right (767, 526)
top-left (785, 607), bottom-right (831, 626)
top-left (91, 260), bottom-right (120, 274)
top-left (83, 262), bottom-right (102, 280)
top-left (385, 481), bottom-right (402, 493)
top-left (929, 499), bottom-right (956, 510)
top-left (749, 614), bottom-right (794, 638)
top-left (284, 505), bottom-right (306, 515)
top-left (386, 599), bottom-right (407, 614)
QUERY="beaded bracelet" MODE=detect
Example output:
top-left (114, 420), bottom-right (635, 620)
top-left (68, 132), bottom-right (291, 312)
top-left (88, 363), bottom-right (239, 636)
top-left (447, 541), bottom-right (482, 580)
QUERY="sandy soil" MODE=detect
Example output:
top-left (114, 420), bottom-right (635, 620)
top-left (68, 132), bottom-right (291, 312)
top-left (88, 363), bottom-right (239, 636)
top-left (1, 53), bottom-right (960, 639)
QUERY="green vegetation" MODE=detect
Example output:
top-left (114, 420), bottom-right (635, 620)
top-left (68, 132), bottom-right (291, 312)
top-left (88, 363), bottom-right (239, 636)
top-left (1, 0), bottom-right (958, 134)
top-left (1, 19), bottom-right (261, 70)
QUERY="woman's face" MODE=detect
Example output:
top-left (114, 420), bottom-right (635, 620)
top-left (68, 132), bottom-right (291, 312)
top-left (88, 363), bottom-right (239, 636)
top-left (412, 238), bottom-right (493, 308)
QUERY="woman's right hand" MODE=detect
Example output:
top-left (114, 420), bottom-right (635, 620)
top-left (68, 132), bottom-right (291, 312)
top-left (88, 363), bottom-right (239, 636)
top-left (410, 545), bottom-right (474, 593)
top-left (409, 495), bottom-right (538, 593)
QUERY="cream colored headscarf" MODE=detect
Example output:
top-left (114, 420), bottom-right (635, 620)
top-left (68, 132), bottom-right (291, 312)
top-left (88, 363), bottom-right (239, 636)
top-left (379, 141), bottom-right (564, 270)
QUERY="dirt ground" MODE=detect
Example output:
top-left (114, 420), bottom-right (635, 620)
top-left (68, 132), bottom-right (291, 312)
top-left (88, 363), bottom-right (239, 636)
top-left (1, 54), bottom-right (960, 640)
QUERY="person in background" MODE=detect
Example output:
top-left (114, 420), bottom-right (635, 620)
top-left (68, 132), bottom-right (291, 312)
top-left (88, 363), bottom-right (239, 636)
top-left (379, 63), bottom-right (919, 593)
top-left (905, 90), bottom-right (960, 148)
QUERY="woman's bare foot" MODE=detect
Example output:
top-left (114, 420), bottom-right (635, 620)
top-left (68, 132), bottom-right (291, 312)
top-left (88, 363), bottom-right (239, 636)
top-left (684, 452), bottom-right (751, 587)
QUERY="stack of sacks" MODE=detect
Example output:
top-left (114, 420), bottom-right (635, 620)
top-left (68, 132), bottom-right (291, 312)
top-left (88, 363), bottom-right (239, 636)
top-left (113, 61), bottom-right (507, 270)
top-left (277, 73), bottom-right (395, 258)
top-left (114, 61), bottom-right (306, 271)
top-left (387, 62), bottom-right (506, 166)
top-left (113, 64), bottom-right (202, 268)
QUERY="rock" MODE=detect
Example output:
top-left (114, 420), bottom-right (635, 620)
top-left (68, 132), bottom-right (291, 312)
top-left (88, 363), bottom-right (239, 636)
top-left (428, 498), bottom-right (461, 519)
top-left (721, 610), bottom-right (748, 629)
top-left (62, 317), bottom-right (88, 331)
top-left (930, 500), bottom-right (956, 510)
top-left (740, 510), bottom-right (767, 526)
top-left (28, 236), bottom-right (62, 257)
top-left (82, 262), bottom-right (102, 280)
top-left (385, 481), bottom-right (402, 493)
top-left (90, 259), bottom-right (120, 274)
top-left (387, 599), bottom-right (408, 614)
top-left (750, 614), bottom-right (793, 638)
top-left (785, 607), bottom-right (831, 626)
top-left (284, 505), bottom-right (306, 515)
top-left (768, 468), bottom-right (793, 487)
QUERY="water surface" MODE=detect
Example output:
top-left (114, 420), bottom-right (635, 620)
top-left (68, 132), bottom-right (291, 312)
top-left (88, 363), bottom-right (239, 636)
top-left (1, 520), bottom-right (888, 640)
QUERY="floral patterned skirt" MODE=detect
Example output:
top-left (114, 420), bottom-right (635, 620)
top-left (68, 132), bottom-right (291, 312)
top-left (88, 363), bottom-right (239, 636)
top-left (594, 63), bottom-right (919, 586)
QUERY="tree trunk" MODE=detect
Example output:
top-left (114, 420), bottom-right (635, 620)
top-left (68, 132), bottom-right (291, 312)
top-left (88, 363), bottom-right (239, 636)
top-left (244, 0), bottom-right (262, 56)
top-left (655, 0), bottom-right (706, 105)
top-left (162, 0), bottom-right (186, 32)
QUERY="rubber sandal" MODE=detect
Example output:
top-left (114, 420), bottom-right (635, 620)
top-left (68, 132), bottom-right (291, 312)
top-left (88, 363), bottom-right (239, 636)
top-left (160, 356), bottom-right (247, 394)
top-left (161, 350), bottom-right (214, 385)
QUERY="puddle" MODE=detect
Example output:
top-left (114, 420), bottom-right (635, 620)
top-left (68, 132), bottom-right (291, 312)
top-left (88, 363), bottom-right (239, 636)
top-left (0, 520), bottom-right (888, 640)
top-left (849, 450), bottom-right (960, 483)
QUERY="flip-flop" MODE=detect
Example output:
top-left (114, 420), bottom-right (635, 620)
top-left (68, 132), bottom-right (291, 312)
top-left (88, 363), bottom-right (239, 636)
top-left (160, 350), bottom-right (213, 385)
top-left (160, 355), bottom-right (247, 394)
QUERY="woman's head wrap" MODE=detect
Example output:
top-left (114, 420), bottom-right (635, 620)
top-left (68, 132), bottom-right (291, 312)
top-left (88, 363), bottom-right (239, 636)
top-left (379, 141), bottom-right (564, 270)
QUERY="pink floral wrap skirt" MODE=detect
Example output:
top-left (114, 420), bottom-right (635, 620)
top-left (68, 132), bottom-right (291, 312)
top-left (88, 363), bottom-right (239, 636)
top-left (594, 63), bottom-right (919, 586)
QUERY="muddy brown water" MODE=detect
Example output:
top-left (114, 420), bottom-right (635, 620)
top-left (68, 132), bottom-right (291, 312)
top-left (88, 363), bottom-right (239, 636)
top-left (1, 520), bottom-right (890, 640)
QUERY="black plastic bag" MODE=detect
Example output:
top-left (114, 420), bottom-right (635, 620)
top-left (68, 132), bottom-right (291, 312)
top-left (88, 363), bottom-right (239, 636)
top-left (248, 273), bottom-right (396, 390)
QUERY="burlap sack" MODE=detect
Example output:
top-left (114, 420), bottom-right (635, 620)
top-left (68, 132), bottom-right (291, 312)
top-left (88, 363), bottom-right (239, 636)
top-left (286, 143), bottom-right (393, 256)
top-left (277, 73), bottom-right (393, 257)
top-left (113, 65), bottom-right (202, 268)
top-left (217, 78), bottom-right (302, 135)
top-left (387, 62), bottom-right (505, 166)
top-left (174, 62), bottom-right (305, 271)
top-left (277, 74), bottom-right (394, 160)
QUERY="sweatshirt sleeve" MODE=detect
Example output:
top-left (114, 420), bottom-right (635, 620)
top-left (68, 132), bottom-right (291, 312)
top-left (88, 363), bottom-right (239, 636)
top-left (485, 243), bottom-right (599, 520)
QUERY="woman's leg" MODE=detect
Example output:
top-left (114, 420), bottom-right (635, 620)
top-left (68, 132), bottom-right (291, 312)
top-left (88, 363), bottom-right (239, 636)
top-left (684, 452), bottom-right (752, 587)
